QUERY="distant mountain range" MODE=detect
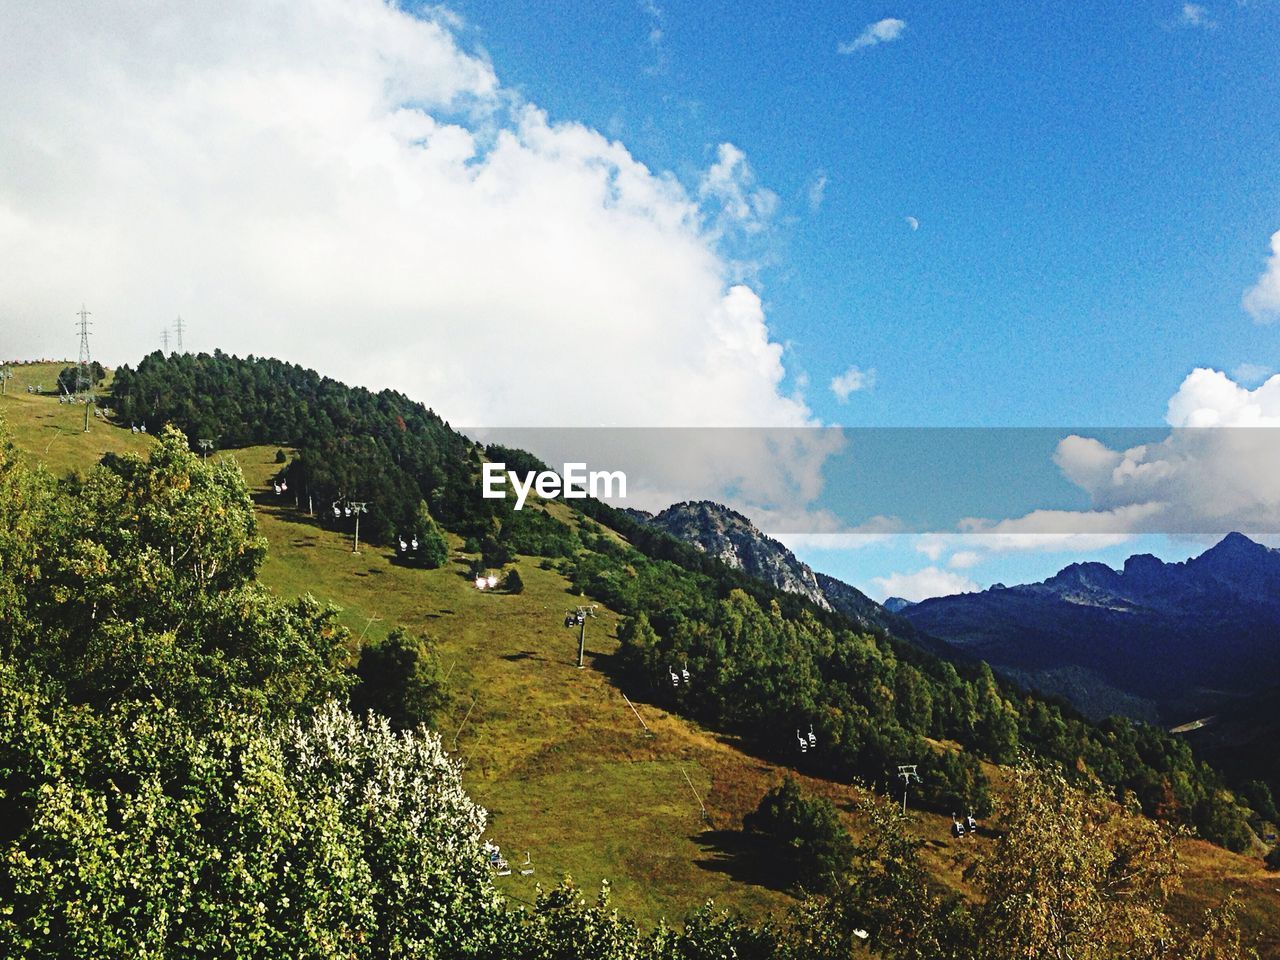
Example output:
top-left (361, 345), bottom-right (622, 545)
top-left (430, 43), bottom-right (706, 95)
top-left (899, 532), bottom-right (1280, 724)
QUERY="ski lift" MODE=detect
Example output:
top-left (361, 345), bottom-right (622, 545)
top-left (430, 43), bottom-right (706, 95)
top-left (398, 538), bottom-right (408, 553)
top-left (966, 813), bottom-right (978, 833)
top-left (484, 842), bottom-right (511, 876)
top-left (475, 576), bottom-right (487, 590)
top-left (486, 574), bottom-right (498, 589)
top-left (680, 661), bottom-right (691, 684)
top-left (344, 505), bottom-right (352, 517)
top-left (140, 424), bottom-right (146, 433)
top-left (280, 480), bottom-right (287, 492)
top-left (669, 665), bottom-right (681, 687)
top-left (273, 482), bottom-right (281, 495)
top-left (951, 814), bottom-right (966, 838)
top-left (519, 851), bottom-right (534, 876)
top-left (333, 503), bottom-right (342, 519)
top-left (564, 614), bottom-right (575, 628)
top-left (807, 724), bottom-right (817, 748)
top-left (410, 536), bottom-right (418, 551)
top-left (796, 730), bottom-right (808, 753)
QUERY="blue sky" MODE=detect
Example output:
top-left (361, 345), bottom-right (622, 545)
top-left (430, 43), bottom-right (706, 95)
top-left (455, 0), bottom-right (1280, 428)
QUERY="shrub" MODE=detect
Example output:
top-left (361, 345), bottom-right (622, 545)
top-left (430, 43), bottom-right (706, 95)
top-left (350, 629), bottom-right (448, 730)
top-left (744, 777), bottom-right (854, 894)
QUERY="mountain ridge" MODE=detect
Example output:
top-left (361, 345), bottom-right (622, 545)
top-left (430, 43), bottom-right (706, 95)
top-left (901, 533), bottom-right (1280, 725)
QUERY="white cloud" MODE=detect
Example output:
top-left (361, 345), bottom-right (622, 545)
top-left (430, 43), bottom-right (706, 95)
top-left (830, 365), bottom-right (876, 401)
top-left (1165, 366), bottom-right (1280, 427)
top-left (0, 0), bottom-right (810, 436)
top-left (955, 368), bottom-right (1280, 543)
top-left (1243, 229), bottom-right (1280, 323)
top-left (1179, 3), bottom-right (1216, 26)
top-left (872, 566), bottom-right (978, 603)
top-left (948, 550), bottom-right (981, 569)
top-left (698, 143), bottom-right (779, 237)
top-left (916, 535), bottom-right (947, 562)
top-left (808, 172), bottom-right (828, 213)
top-left (839, 18), bottom-right (906, 54)
top-left (904, 216), bottom-right (919, 231)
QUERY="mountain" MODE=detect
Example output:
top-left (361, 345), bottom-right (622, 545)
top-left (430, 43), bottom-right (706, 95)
top-left (638, 500), bottom-right (930, 641)
top-left (900, 533), bottom-right (1280, 723)
top-left (883, 597), bottom-right (914, 613)
top-left (644, 501), bottom-right (830, 610)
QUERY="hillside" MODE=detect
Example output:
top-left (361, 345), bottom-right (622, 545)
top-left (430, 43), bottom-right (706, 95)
top-left (901, 535), bottom-right (1280, 731)
top-left (4, 359), bottom-right (1279, 955)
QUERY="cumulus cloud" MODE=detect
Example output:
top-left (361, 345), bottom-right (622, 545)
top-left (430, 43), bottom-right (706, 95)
top-left (0, 0), bottom-right (809, 436)
top-left (830, 365), bottom-right (876, 401)
top-left (955, 368), bottom-right (1280, 544)
top-left (948, 550), bottom-right (981, 569)
top-left (1243, 229), bottom-right (1280, 323)
top-left (872, 566), bottom-right (978, 603)
top-left (839, 18), bottom-right (906, 54)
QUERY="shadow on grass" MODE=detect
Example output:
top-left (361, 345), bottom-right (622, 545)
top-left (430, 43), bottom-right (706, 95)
top-left (502, 651), bottom-right (543, 662)
top-left (691, 829), bottom-right (797, 897)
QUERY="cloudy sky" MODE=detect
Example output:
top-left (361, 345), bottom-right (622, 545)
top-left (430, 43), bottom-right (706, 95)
top-left (2, 0), bottom-right (1278, 598)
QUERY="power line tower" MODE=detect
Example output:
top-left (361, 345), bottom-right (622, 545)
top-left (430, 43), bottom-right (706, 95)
top-left (174, 315), bottom-right (184, 352)
top-left (161, 328), bottom-right (170, 352)
top-left (75, 305), bottom-right (93, 394)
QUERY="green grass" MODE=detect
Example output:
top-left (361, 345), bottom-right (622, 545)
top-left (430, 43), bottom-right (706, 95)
top-left (0, 362), bottom-right (151, 473)
top-left (4, 388), bottom-right (1280, 954)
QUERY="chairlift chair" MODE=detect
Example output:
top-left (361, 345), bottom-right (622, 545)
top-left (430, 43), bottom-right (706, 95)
top-left (344, 505), bottom-right (352, 517)
top-left (669, 666), bottom-right (680, 687)
top-left (680, 661), bottom-right (691, 684)
top-left (273, 482), bottom-right (281, 495)
top-left (280, 480), bottom-right (287, 492)
top-left (333, 504), bottom-right (342, 519)
top-left (398, 538), bottom-right (408, 553)
top-left (519, 851), bottom-right (534, 876)
top-left (797, 730), bottom-right (808, 753)
top-left (410, 536), bottom-right (418, 551)
top-left (808, 724), bottom-right (817, 748)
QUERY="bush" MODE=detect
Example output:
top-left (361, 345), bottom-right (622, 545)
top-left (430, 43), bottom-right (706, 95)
top-left (274, 448), bottom-right (288, 463)
top-left (350, 629), bottom-right (448, 730)
top-left (744, 777), bottom-right (854, 894)
top-left (503, 568), bottom-right (524, 594)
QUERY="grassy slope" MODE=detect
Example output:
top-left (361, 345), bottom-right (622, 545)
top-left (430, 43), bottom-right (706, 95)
top-left (4, 363), bottom-right (1278, 952)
